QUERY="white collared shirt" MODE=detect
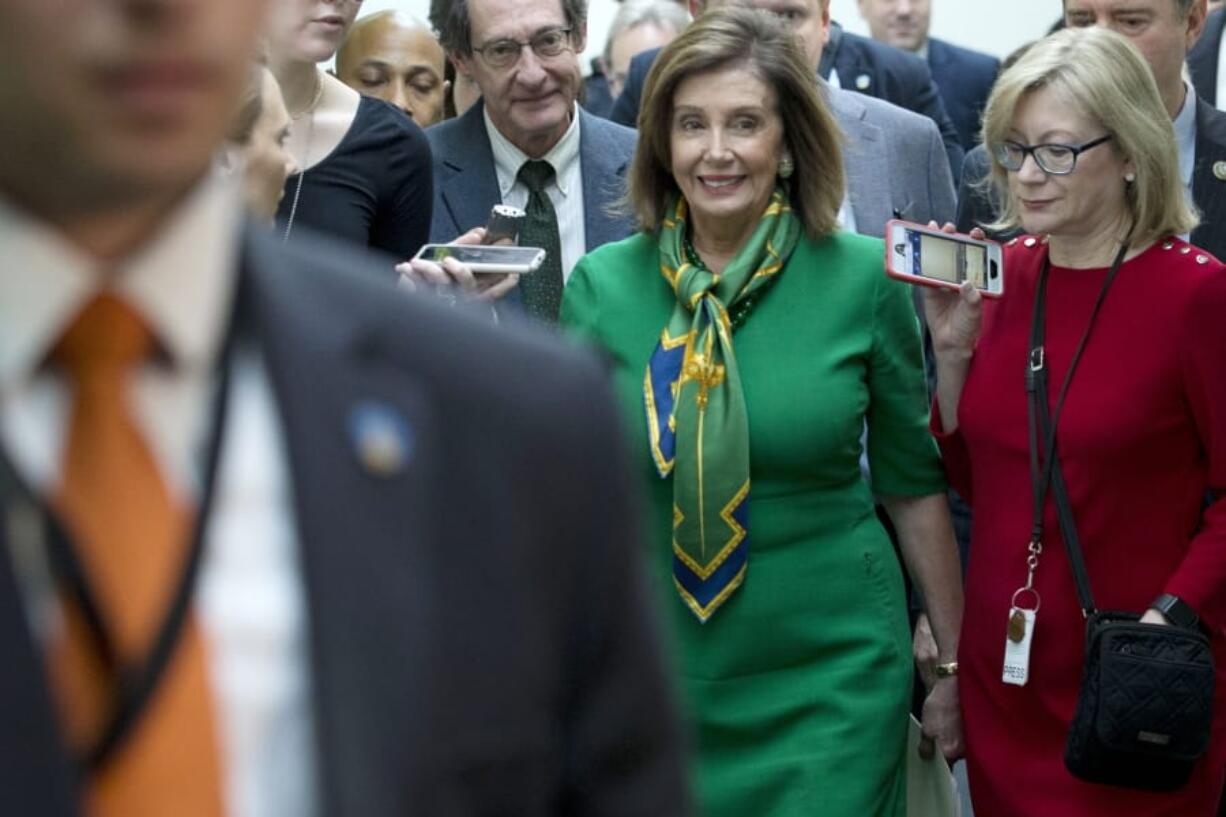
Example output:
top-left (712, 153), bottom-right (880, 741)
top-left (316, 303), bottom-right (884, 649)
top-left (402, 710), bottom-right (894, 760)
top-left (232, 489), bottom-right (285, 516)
top-left (1173, 81), bottom-right (1198, 240)
top-left (485, 105), bottom-right (587, 282)
top-left (0, 178), bottom-right (317, 817)
top-left (1217, 31), bottom-right (1226, 109)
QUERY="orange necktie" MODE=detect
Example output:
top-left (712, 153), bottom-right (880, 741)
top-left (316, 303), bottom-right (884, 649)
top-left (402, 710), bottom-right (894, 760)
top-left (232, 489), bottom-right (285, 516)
top-left (48, 293), bottom-right (225, 817)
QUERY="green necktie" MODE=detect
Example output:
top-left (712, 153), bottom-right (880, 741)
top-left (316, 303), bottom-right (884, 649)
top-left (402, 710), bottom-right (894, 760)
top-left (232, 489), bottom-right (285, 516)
top-left (515, 160), bottom-right (564, 321)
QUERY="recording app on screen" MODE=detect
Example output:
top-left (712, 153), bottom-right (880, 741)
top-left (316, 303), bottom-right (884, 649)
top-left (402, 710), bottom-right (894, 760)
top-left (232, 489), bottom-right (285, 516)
top-left (912, 231), bottom-right (986, 288)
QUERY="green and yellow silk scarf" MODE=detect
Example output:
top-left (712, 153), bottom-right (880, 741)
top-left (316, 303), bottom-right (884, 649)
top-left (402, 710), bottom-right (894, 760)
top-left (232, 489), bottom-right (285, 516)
top-left (644, 188), bottom-right (800, 622)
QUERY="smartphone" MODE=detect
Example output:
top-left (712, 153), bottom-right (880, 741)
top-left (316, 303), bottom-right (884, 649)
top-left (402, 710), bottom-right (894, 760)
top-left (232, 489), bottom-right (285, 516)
top-left (884, 219), bottom-right (1004, 298)
top-left (412, 243), bottom-right (546, 274)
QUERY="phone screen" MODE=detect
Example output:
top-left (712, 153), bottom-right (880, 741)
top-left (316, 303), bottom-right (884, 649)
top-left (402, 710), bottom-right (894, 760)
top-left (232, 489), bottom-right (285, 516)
top-left (905, 230), bottom-right (988, 288)
top-left (417, 245), bottom-right (543, 266)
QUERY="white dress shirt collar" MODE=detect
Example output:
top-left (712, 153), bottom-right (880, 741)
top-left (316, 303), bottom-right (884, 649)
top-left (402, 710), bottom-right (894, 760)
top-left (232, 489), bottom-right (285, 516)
top-left (1173, 80), bottom-right (1198, 190)
top-left (0, 175), bottom-right (242, 391)
top-left (485, 105), bottom-right (582, 199)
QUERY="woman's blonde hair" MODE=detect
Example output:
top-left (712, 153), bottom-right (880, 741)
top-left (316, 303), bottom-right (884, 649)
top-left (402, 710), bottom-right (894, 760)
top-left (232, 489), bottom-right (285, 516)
top-left (626, 5), bottom-right (844, 238)
top-left (980, 26), bottom-right (1197, 246)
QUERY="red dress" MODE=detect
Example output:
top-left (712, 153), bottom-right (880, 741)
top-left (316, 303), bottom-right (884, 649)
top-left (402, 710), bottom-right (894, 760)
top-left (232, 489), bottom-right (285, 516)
top-left (935, 236), bottom-right (1226, 816)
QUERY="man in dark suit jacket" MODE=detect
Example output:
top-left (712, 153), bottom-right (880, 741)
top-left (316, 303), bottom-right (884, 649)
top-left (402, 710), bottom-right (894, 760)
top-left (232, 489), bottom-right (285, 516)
top-left (421, 0), bottom-right (637, 318)
top-left (958, 0), bottom-right (1226, 261)
top-left (1190, 7), bottom-right (1225, 105)
top-left (0, 1), bottom-right (689, 814)
top-left (855, 0), bottom-right (1000, 151)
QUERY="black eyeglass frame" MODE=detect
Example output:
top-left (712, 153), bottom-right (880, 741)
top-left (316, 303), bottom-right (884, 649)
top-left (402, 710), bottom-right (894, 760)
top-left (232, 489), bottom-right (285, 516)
top-left (994, 134), bottom-right (1114, 176)
top-left (470, 26), bottom-right (575, 70)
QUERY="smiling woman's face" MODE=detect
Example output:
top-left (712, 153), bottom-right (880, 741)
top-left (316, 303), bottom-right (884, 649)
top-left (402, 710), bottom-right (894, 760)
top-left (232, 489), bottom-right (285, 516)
top-left (267, 0), bottom-right (365, 64)
top-left (669, 63), bottom-right (785, 245)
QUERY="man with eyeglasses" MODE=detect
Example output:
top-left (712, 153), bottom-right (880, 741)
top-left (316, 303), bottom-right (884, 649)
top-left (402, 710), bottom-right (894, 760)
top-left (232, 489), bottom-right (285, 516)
top-left (957, 0), bottom-right (1225, 262)
top-left (422, 0), bottom-right (639, 322)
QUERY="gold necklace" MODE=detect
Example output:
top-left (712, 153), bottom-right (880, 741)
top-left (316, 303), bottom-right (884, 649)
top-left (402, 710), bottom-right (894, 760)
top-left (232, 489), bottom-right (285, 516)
top-left (283, 72), bottom-right (321, 242)
top-left (291, 69), bottom-right (324, 121)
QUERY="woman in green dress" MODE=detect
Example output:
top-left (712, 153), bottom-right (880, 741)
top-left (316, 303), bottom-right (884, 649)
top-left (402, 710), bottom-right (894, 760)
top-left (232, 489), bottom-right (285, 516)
top-left (560, 8), bottom-right (964, 816)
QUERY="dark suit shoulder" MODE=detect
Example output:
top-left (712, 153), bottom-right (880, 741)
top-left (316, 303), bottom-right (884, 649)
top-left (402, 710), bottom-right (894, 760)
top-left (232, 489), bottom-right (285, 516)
top-left (579, 109), bottom-right (638, 154)
top-left (254, 227), bottom-right (607, 401)
top-left (928, 37), bottom-right (999, 76)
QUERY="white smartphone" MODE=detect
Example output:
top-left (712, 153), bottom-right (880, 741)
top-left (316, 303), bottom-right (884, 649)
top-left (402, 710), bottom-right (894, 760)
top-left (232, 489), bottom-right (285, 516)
top-left (412, 243), bottom-right (546, 274)
top-left (885, 219), bottom-right (1004, 298)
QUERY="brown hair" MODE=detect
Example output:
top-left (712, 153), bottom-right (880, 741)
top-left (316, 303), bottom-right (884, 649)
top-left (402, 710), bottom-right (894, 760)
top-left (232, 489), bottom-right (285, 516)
top-left (626, 5), bottom-right (844, 238)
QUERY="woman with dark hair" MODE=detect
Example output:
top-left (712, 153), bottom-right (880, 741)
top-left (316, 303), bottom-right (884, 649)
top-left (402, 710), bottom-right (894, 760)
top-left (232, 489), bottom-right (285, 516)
top-left (267, 0), bottom-right (432, 258)
top-left (561, 7), bottom-right (964, 816)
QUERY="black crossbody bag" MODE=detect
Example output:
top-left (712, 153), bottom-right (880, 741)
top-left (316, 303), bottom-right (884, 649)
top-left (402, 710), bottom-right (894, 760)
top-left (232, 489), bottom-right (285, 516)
top-left (1026, 241), bottom-right (1214, 792)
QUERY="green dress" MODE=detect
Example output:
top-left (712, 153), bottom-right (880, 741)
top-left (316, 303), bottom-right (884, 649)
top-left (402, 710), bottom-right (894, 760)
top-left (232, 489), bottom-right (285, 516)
top-left (560, 229), bottom-right (947, 817)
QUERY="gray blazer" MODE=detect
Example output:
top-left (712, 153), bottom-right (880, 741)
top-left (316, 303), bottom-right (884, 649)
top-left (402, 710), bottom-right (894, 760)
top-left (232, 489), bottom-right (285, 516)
top-left (425, 101), bottom-right (637, 252)
top-left (827, 85), bottom-right (957, 237)
top-left (0, 226), bottom-right (689, 816)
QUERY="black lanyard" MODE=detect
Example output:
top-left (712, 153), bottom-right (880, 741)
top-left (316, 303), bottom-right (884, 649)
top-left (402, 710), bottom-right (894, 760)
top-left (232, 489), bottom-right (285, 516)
top-left (3, 288), bottom-right (240, 774)
top-left (1026, 240), bottom-right (1129, 614)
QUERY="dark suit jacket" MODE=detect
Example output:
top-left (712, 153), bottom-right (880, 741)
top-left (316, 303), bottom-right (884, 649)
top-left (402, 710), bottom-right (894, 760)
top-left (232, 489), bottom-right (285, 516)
top-left (0, 227), bottom-right (689, 816)
top-left (817, 22), bottom-right (964, 179)
top-left (1190, 9), bottom-right (1224, 106)
top-left (956, 100), bottom-right (1226, 261)
top-left (926, 37), bottom-right (999, 151)
top-left (610, 27), bottom-right (964, 179)
top-left (425, 101), bottom-right (636, 250)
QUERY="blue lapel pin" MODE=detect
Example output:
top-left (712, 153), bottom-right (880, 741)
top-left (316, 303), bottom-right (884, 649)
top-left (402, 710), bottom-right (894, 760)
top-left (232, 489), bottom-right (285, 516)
top-left (348, 402), bottom-right (413, 478)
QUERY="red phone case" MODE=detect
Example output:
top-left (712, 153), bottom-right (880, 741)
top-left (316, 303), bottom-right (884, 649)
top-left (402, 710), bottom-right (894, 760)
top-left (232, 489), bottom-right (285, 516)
top-left (883, 219), bottom-right (1004, 298)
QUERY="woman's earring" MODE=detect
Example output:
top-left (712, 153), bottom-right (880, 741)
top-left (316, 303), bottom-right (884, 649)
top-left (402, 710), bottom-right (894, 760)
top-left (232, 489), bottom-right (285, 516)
top-left (1124, 172), bottom-right (1136, 183)
top-left (778, 155), bottom-right (795, 179)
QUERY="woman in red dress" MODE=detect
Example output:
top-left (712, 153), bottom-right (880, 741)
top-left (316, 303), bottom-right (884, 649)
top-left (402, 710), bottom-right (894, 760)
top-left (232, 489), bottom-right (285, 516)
top-left (924, 27), bottom-right (1226, 816)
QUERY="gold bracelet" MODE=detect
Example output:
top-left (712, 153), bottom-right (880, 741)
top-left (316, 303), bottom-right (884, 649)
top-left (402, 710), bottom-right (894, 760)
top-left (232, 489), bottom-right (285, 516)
top-left (934, 661), bottom-right (959, 678)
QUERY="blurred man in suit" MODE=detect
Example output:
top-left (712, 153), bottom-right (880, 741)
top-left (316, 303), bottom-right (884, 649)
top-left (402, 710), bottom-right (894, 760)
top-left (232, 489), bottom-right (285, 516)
top-left (337, 10), bottom-right (450, 127)
top-left (957, 0), bottom-right (1226, 262)
top-left (0, 0), bottom-right (689, 815)
top-left (856, 0), bottom-right (999, 150)
top-left (422, 0), bottom-right (638, 320)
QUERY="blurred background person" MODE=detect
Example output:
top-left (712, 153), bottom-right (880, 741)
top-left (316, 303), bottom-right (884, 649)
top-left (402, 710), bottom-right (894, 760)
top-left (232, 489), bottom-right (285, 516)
top-left (221, 65), bottom-right (300, 222)
top-left (610, 0), bottom-right (966, 179)
top-left (337, 10), bottom-right (449, 126)
top-left (925, 26), bottom-right (1226, 816)
top-left (1190, 3), bottom-right (1225, 107)
top-left (607, 0), bottom-right (959, 232)
top-left (562, 9), bottom-right (964, 816)
top-left (856, 0), bottom-right (999, 150)
top-left (267, 0), bottom-right (433, 261)
top-left (603, 0), bottom-right (690, 102)
top-left (423, 0), bottom-right (639, 321)
top-left (957, 0), bottom-right (1224, 263)
top-left (430, 0), bottom-right (484, 116)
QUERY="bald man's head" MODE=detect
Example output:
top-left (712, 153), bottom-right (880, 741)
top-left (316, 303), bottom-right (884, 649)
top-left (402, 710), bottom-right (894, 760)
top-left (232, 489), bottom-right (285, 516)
top-left (338, 11), bottom-right (448, 126)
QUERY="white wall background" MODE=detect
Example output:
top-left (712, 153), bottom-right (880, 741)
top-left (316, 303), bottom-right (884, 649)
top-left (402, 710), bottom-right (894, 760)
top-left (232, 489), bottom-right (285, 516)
top-left (353, 0), bottom-right (1061, 72)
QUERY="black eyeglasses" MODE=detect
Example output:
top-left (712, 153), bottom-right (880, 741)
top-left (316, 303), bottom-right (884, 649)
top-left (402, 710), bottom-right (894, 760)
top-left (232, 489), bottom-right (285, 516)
top-left (471, 27), bottom-right (574, 70)
top-left (993, 134), bottom-right (1113, 176)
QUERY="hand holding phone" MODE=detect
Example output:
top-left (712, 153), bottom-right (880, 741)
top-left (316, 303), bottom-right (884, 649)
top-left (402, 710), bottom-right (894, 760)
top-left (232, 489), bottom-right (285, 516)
top-left (885, 219), bottom-right (1004, 298)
